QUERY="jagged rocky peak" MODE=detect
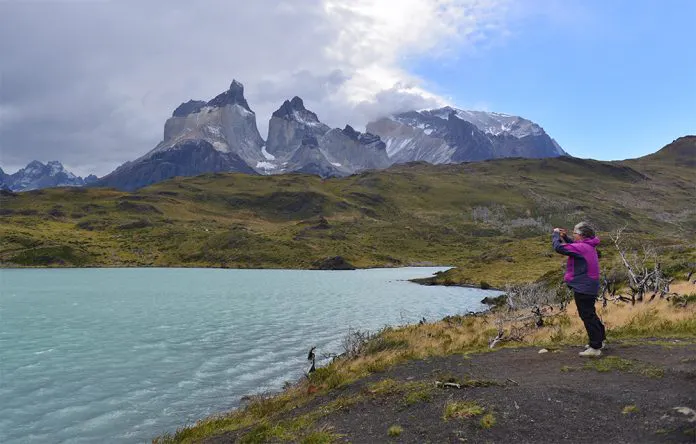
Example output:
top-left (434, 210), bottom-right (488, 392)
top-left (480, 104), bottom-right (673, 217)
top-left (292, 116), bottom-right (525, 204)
top-left (342, 125), bottom-right (360, 140)
top-left (337, 126), bottom-right (385, 150)
top-left (265, 96), bottom-right (330, 163)
top-left (173, 100), bottom-right (207, 117)
top-left (271, 96), bottom-right (323, 127)
top-left (207, 79), bottom-right (252, 111)
top-left (273, 96), bottom-right (307, 117)
top-left (46, 160), bottom-right (67, 173)
top-left (290, 96), bottom-right (304, 109)
top-left (358, 132), bottom-right (383, 147)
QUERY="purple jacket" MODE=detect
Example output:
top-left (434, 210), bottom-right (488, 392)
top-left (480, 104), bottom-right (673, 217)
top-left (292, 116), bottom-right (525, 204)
top-left (552, 232), bottom-right (601, 295)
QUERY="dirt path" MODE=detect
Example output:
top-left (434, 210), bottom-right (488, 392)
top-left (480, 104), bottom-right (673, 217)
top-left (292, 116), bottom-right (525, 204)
top-left (207, 342), bottom-right (696, 443)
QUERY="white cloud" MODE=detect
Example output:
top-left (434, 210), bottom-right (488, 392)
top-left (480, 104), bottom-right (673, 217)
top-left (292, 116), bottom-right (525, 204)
top-left (0, 0), bottom-right (512, 176)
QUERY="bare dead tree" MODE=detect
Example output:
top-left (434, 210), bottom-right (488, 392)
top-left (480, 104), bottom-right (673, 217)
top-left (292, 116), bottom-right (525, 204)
top-left (489, 283), bottom-right (556, 348)
top-left (647, 261), bottom-right (675, 301)
top-left (600, 268), bottom-right (632, 305)
top-left (489, 316), bottom-right (527, 348)
top-left (609, 227), bottom-right (672, 304)
top-left (505, 282), bottom-right (556, 317)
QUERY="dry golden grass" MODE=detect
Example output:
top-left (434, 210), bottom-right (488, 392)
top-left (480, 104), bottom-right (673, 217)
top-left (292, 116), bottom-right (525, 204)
top-left (320, 298), bottom-right (696, 387)
top-left (156, 299), bottom-right (695, 443)
top-left (671, 280), bottom-right (696, 296)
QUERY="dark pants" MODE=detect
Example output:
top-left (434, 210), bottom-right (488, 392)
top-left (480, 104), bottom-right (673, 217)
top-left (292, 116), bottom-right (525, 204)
top-left (574, 291), bottom-right (606, 349)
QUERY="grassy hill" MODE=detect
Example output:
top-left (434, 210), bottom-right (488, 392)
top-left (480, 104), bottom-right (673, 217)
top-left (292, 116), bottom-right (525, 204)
top-left (1, 136), bottom-right (694, 286)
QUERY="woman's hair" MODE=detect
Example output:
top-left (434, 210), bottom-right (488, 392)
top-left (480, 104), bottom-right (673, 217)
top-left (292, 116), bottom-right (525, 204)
top-left (574, 221), bottom-right (596, 238)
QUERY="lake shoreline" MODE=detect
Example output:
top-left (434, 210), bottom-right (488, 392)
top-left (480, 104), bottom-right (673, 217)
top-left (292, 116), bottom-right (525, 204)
top-left (156, 290), bottom-right (696, 443)
top-left (1, 267), bottom-right (491, 444)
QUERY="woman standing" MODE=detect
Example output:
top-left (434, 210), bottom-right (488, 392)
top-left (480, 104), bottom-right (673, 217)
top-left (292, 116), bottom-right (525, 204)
top-left (552, 222), bottom-right (606, 357)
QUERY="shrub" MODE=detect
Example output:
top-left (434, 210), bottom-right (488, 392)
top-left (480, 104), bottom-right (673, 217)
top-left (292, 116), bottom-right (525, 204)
top-left (9, 246), bottom-right (90, 266)
top-left (117, 218), bottom-right (153, 230)
top-left (672, 293), bottom-right (696, 307)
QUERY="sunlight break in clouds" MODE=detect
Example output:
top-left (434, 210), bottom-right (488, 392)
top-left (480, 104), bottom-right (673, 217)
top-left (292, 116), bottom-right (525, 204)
top-left (0, 0), bottom-right (511, 176)
top-left (321, 0), bottom-right (509, 111)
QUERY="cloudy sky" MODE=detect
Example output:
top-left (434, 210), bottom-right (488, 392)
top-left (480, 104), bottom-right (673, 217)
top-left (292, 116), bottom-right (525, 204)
top-left (0, 0), bottom-right (694, 177)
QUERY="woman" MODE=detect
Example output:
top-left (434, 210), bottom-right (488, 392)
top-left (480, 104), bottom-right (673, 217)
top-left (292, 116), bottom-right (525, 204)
top-left (552, 222), bottom-right (606, 357)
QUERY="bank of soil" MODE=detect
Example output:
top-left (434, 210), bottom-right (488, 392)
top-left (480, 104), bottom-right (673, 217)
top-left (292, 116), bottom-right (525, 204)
top-left (207, 342), bottom-right (696, 443)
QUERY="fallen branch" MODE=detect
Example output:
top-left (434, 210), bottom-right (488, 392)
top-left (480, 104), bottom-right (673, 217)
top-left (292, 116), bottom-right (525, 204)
top-left (435, 381), bottom-right (462, 389)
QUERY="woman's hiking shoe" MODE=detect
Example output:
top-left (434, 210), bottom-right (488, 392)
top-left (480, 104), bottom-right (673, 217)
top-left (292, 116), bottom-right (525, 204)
top-left (585, 341), bottom-right (608, 350)
top-left (579, 347), bottom-right (602, 357)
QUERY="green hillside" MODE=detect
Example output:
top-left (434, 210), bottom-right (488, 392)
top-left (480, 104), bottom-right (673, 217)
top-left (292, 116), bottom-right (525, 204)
top-left (1, 136), bottom-right (694, 286)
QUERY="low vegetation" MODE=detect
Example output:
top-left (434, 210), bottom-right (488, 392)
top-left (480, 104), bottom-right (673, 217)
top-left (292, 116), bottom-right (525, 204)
top-left (386, 425), bottom-right (403, 437)
top-left (622, 405), bottom-right (639, 415)
top-left (153, 292), bottom-right (695, 443)
top-left (479, 413), bottom-right (497, 429)
top-left (1, 149), bottom-right (694, 288)
top-left (582, 356), bottom-right (664, 379)
top-left (4, 139), bottom-right (694, 442)
top-left (443, 400), bottom-right (485, 420)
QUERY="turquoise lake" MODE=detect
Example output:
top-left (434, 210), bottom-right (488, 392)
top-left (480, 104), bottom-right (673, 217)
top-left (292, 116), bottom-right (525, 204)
top-left (0, 267), bottom-right (498, 443)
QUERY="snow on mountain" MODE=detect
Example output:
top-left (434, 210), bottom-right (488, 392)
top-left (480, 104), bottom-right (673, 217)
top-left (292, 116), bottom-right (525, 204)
top-left (1, 161), bottom-right (92, 191)
top-left (265, 96), bottom-right (331, 164)
top-left (97, 80), bottom-right (265, 190)
top-left (266, 98), bottom-right (390, 176)
top-left (368, 107), bottom-right (566, 163)
top-left (93, 79), bottom-right (568, 191)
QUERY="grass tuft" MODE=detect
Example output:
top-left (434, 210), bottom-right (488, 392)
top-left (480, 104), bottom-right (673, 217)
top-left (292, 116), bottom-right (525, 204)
top-left (583, 356), bottom-right (634, 373)
top-left (583, 356), bottom-right (664, 379)
top-left (366, 379), bottom-right (400, 396)
top-left (479, 413), bottom-right (496, 429)
top-left (301, 428), bottom-right (340, 444)
top-left (403, 389), bottom-right (432, 406)
top-left (443, 401), bottom-right (485, 421)
top-left (387, 425), bottom-right (403, 437)
top-left (622, 405), bottom-right (639, 415)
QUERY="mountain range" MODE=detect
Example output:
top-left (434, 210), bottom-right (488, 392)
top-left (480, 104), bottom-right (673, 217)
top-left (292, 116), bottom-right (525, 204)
top-left (2, 80), bottom-right (567, 192)
top-left (94, 80), bottom-right (566, 191)
top-left (0, 161), bottom-right (97, 192)
top-left (0, 136), bottom-right (693, 272)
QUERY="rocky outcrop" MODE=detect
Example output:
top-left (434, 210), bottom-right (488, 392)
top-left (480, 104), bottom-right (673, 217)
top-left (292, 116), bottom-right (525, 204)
top-left (318, 126), bottom-right (391, 172)
top-left (284, 135), bottom-right (344, 177)
top-left (160, 80), bottom-right (265, 167)
top-left (207, 80), bottom-right (251, 110)
top-left (172, 100), bottom-right (207, 117)
top-left (97, 140), bottom-right (256, 191)
top-left (97, 80), bottom-right (265, 190)
top-left (366, 107), bottom-right (565, 164)
top-left (263, 98), bottom-right (390, 177)
top-left (366, 116), bottom-right (455, 164)
top-left (265, 96), bottom-right (330, 161)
